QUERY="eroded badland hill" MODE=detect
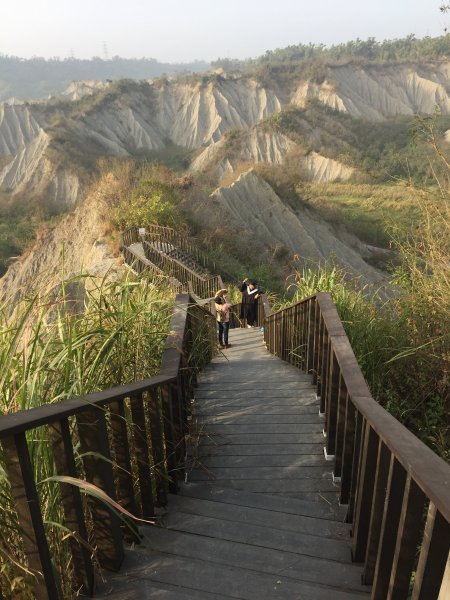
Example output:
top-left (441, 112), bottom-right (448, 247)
top-left (1, 54), bottom-right (449, 298)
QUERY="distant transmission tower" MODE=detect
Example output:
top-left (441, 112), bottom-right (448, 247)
top-left (103, 41), bottom-right (109, 60)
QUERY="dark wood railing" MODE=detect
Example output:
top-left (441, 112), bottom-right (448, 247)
top-left (121, 225), bottom-right (235, 281)
top-left (7, 220), bottom-right (448, 599)
top-left (121, 228), bottom-right (224, 299)
top-left (0, 295), bottom-right (216, 600)
top-left (121, 226), bottom-right (209, 272)
top-left (142, 241), bottom-right (223, 299)
top-left (264, 291), bottom-right (450, 600)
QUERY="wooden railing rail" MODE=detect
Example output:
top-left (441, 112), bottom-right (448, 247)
top-left (121, 226), bottom-right (208, 271)
top-left (0, 295), bottom-right (216, 600)
top-left (122, 244), bottom-right (184, 290)
top-left (121, 229), bottom-right (224, 299)
top-left (263, 291), bottom-right (450, 600)
top-left (142, 240), bottom-right (223, 299)
top-left (121, 226), bottom-right (235, 280)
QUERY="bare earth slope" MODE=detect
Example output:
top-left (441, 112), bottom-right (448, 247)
top-left (292, 62), bottom-right (450, 120)
top-left (0, 174), bottom-right (121, 304)
top-left (1, 61), bottom-right (448, 295)
top-left (191, 127), bottom-right (355, 183)
top-left (209, 169), bottom-right (385, 285)
top-left (1, 63), bottom-right (449, 207)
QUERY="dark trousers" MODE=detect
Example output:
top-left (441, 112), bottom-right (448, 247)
top-left (245, 303), bottom-right (257, 326)
top-left (218, 322), bottom-right (230, 346)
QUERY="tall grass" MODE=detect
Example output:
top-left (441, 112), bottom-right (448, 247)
top-left (0, 271), bottom-right (174, 598)
top-left (286, 241), bottom-right (448, 461)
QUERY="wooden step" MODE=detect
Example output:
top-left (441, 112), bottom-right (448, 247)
top-left (98, 536), bottom-right (369, 599)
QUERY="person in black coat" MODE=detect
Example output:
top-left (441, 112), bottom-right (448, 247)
top-left (239, 278), bottom-right (260, 327)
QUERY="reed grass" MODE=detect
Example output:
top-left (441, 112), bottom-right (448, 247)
top-left (0, 270), bottom-right (175, 598)
top-left (285, 236), bottom-right (448, 460)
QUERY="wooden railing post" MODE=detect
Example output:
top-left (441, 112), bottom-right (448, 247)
top-left (171, 379), bottom-right (186, 477)
top-left (352, 423), bottom-right (378, 561)
top-left (109, 399), bottom-right (139, 518)
top-left (333, 377), bottom-right (347, 479)
top-left (48, 418), bottom-right (95, 594)
top-left (161, 383), bottom-right (178, 493)
top-left (387, 476), bottom-right (426, 600)
top-left (324, 346), bottom-right (339, 453)
top-left (76, 407), bottom-right (124, 571)
top-left (411, 503), bottom-right (450, 600)
top-left (129, 394), bottom-right (155, 519)
top-left (147, 388), bottom-right (168, 506)
top-left (361, 440), bottom-right (391, 584)
top-left (371, 457), bottom-right (407, 599)
top-left (1, 434), bottom-right (59, 600)
top-left (312, 306), bottom-right (322, 386)
top-left (316, 315), bottom-right (325, 396)
top-left (306, 297), bottom-right (316, 374)
top-left (346, 409), bottom-right (363, 522)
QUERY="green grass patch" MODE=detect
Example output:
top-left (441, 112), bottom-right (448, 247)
top-left (297, 182), bottom-right (425, 247)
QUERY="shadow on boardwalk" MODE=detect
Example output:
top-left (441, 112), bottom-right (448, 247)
top-left (98, 329), bottom-right (370, 599)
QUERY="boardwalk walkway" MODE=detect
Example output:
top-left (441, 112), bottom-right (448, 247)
top-left (99, 329), bottom-right (369, 599)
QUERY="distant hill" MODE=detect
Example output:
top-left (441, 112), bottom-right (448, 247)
top-left (1, 51), bottom-right (449, 286)
top-left (0, 55), bottom-right (210, 101)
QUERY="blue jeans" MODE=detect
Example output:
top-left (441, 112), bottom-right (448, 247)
top-left (218, 321), bottom-right (230, 346)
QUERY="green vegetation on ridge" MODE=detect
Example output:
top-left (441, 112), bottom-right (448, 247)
top-left (213, 34), bottom-right (450, 72)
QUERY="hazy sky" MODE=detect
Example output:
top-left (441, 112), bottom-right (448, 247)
top-left (1, 1), bottom-right (448, 63)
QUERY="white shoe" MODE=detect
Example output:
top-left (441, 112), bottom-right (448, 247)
top-left (246, 324), bottom-right (252, 328)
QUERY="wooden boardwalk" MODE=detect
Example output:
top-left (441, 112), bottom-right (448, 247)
top-left (98, 329), bottom-right (369, 599)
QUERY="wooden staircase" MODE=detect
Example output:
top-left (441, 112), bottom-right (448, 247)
top-left (97, 329), bottom-right (369, 599)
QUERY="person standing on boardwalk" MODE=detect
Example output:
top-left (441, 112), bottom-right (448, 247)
top-left (214, 288), bottom-right (232, 348)
top-left (239, 278), bottom-right (260, 327)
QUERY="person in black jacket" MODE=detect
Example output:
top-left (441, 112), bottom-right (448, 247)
top-left (239, 278), bottom-right (260, 327)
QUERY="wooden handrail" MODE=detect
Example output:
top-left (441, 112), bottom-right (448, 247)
top-left (121, 225), bottom-right (235, 281)
top-left (121, 229), bottom-right (224, 300)
top-left (0, 294), bottom-right (216, 599)
top-left (263, 292), bottom-right (450, 599)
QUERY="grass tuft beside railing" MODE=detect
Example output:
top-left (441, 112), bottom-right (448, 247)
top-left (282, 264), bottom-right (449, 459)
top-left (0, 271), bottom-right (175, 599)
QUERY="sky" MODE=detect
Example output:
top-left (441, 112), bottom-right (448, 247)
top-left (1, 1), bottom-right (448, 63)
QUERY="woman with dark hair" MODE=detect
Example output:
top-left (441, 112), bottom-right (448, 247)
top-left (239, 278), bottom-right (260, 327)
top-left (214, 288), bottom-right (232, 348)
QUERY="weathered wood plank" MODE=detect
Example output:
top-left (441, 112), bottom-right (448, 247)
top-left (195, 394), bottom-right (317, 404)
top-left (198, 432), bottom-right (325, 445)
top-left (191, 454), bottom-right (326, 468)
top-left (187, 478), bottom-right (338, 494)
top-left (125, 526), bottom-right (367, 591)
top-left (196, 380), bottom-right (315, 391)
top-left (166, 494), bottom-right (349, 540)
top-left (101, 551), bottom-right (369, 600)
top-left (194, 443), bottom-right (324, 457)
top-left (179, 483), bottom-right (346, 520)
top-left (194, 391), bottom-right (316, 401)
top-left (197, 407), bottom-right (323, 427)
top-left (188, 465), bottom-right (332, 481)
top-left (203, 422), bottom-right (323, 434)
